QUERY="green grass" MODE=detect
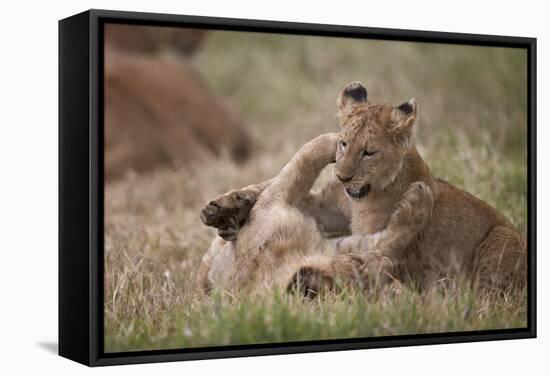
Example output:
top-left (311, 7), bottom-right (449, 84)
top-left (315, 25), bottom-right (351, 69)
top-left (105, 276), bottom-right (526, 352)
top-left (105, 280), bottom-right (527, 352)
top-left (104, 30), bottom-right (528, 352)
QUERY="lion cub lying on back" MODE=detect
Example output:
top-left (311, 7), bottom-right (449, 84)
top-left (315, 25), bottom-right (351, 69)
top-left (199, 82), bottom-right (526, 295)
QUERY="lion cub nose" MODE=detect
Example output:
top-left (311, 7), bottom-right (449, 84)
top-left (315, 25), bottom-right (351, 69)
top-left (336, 173), bottom-right (354, 183)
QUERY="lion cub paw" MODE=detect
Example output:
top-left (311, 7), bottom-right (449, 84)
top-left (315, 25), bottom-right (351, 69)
top-left (360, 252), bottom-right (394, 287)
top-left (200, 189), bottom-right (258, 241)
top-left (389, 181), bottom-right (434, 230)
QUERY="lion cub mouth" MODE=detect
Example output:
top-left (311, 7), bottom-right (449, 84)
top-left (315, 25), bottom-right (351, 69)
top-left (345, 184), bottom-right (370, 199)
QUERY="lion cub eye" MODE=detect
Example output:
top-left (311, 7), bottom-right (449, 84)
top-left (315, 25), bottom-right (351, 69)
top-left (339, 141), bottom-right (347, 150)
top-left (363, 149), bottom-right (377, 158)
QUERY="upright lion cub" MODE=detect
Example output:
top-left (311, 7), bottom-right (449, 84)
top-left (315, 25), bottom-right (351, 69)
top-left (200, 82), bottom-right (526, 294)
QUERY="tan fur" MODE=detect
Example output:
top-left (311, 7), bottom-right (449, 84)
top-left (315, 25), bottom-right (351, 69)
top-left (199, 81), bottom-right (527, 295)
top-left (199, 134), bottom-right (345, 294)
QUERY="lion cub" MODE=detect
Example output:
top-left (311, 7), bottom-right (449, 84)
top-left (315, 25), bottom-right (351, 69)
top-left (200, 82), bottom-right (526, 294)
top-left (198, 133), bottom-right (350, 295)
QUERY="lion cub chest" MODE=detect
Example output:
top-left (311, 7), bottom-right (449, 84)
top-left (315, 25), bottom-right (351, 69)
top-left (350, 197), bottom-right (394, 235)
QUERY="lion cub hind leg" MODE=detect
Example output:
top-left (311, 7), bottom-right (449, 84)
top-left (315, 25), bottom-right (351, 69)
top-left (472, 226), bottom-right (527, 293)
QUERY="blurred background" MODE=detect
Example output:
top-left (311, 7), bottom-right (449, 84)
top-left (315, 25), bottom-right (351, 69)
top-left (104, 24), bottom-right (528, 352)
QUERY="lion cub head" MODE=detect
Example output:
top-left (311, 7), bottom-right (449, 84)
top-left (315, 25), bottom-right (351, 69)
top-left (335, 81), bottom-right (418, 199)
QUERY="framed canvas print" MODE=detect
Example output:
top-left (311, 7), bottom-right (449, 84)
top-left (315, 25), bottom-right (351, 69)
top-left (59, 9), bottom-right (536, 366)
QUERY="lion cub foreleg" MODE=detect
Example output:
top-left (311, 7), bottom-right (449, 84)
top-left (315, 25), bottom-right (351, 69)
top-left (337, 181), bottom-right (434, 284)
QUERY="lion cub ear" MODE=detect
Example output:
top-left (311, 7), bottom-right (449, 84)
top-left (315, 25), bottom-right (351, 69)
top-left (337, 81), bottom-right (368, 118)
top-left (391, 98), bottom-right (418, 144)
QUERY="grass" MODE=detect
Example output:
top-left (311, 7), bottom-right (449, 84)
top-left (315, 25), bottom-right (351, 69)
top-left (104, 30), bottom-right (528, 352)
top-left (105, 280), bottom-right (527, 352)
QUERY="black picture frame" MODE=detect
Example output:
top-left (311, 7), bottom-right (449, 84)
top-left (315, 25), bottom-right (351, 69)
top-left (59, 8), bottom-right (537, 367)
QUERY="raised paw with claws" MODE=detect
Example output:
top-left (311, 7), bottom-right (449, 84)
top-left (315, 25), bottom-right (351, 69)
top-left (200, 189), bottom-right (258, 241)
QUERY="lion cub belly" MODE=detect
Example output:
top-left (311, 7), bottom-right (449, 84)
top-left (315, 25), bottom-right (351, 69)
top-left (212, 203), bottom-right (334, 293)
